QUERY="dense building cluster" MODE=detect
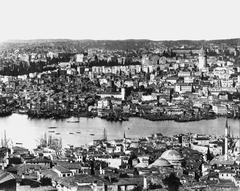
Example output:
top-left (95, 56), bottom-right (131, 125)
top-left (0, 40), bottom-right (240, 122)
top-left (0, 124), bottom-right (240, 190)
top-left (0, 39), bottom-right (240, 190)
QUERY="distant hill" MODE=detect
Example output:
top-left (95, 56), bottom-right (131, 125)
top-left (0, 38), bottom-right (239, 52)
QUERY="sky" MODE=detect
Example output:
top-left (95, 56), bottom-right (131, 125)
top-left (0, 0), bottom-right (239, 42)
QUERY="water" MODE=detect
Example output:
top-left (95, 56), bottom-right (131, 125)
top-left (0, 114), bottom-right (239, 149)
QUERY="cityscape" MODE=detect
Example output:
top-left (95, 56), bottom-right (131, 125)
top-left (1, 0), bottom-right (240, 190)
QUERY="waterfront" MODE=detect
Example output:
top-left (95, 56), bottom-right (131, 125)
top-left (0, 114), bottom-right (239, 149)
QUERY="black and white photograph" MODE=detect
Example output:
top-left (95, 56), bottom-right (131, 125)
top-left (0, 0), bottom-right (240, 190)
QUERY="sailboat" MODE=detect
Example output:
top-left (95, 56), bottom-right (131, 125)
top-left (103, 128), bottom-right (107, 141)
top-left (1, 130), bottom-right (11, 148)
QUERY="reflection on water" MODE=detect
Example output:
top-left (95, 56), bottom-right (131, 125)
top-left (0, 114), bottom-right (239, 149)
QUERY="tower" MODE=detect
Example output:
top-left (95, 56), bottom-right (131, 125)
top-left (121, 87), bottom-right (125, 101)
top-left (198, 47), bottom-right (207, 70)
top-left (123, 131), bottom-right (127, 152)
top-left (225, 119), bottom-right (229, 160)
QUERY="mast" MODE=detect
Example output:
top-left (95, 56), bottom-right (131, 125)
top-left (103, 128), bottom-right (107, 141)
top-left (3, 130), bottom-right (9, 148)
top-left (1, 133), bottom-right (3, 147)
top-left (4, 130), bottom-right (7, 148)
top-left (239, 117), bottom-right (240, 154)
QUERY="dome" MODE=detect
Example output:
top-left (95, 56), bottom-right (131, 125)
top-left (135, 162), bottom-right (148, 168)
top-left (148, 157), bottom-right (171, 168)
top-left (161, 150), bottom-right (183, 162)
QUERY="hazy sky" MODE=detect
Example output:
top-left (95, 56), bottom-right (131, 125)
top-left (0, 0), bottom-right (239, 41)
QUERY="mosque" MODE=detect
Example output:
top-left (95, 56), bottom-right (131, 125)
top-left (210, 119), bottom-right (240, 166)
top-left (147, 149), bottom-right (184, 174)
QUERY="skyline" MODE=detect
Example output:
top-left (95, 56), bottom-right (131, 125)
top-left (0, 0), bottom-right (240, 42)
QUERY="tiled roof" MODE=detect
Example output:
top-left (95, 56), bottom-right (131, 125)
top-left (116, 177), bottom-right (143, 186)
top-left (55, 161), bottom-right (82, 170)
top-left (53, 165), bottom-right (72, 173)
top-left (0, 170), bottom-right (16, 184)
top-left (56, 174), bottom-right (107, 188)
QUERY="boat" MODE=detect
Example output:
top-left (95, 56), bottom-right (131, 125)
top-left (48, 130), bottom-right (55, 133)
top-left (69, 132), bottom-right (74, 134)
top-left (90, 133), bottom-right (95, 136)
top-left (16, 142), bottom-right (23, 145)
top-left (121, 116), bottom-right (129, 121)
top-left (55, 133), bottom-right (61, 135)
top-left (67, 120), bottom-right (80, 123)
top-left (18, 109), bottom-right (28, 114)
top-left (48, 126), bottom-right (57, 129)
top-left (76, 131), bottom-right (81, 134)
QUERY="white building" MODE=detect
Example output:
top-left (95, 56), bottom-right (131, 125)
top-left (76, 54), bottom-right (84, 63)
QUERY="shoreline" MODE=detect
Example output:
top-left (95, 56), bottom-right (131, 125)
top-left (2, 111), bottom-right (235, 123)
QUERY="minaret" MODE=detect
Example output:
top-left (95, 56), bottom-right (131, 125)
top-left (228, 122), bottom-right (231, 138)
top-left (225, 119), bottom-right (228, 160)
top-left (123, 131), bottom-right (126, 152)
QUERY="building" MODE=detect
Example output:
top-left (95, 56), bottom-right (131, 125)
top-left (148, 157), bottom-right (172, 169)
top-left (160, 149), bottom-right (183, 166)
top-left (198, 47), bottom-right (207, 70)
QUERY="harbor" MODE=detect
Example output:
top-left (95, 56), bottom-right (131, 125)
top-left (0, 113), bottom-right (239, 149)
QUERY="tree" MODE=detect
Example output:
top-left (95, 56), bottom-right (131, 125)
top-left (9, 157), bottom-right (22, 165)
top-left (128, 152), bottom-right (138, 168)
top-left (90, 159), bottom-right (95, 175)
top-left (132, 186), bottom-right (142, 191)
top-left (40, 177), bottom-right (52, 186)
top-left (163, 173), bottom-right (181, 191)
top-left (206, 147), bottom-right (213, 161)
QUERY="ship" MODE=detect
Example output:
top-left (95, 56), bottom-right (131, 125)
top-left (66, 117), bottom-right (80, 123)
top-left (38, 132), bottom-right (62, 150)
